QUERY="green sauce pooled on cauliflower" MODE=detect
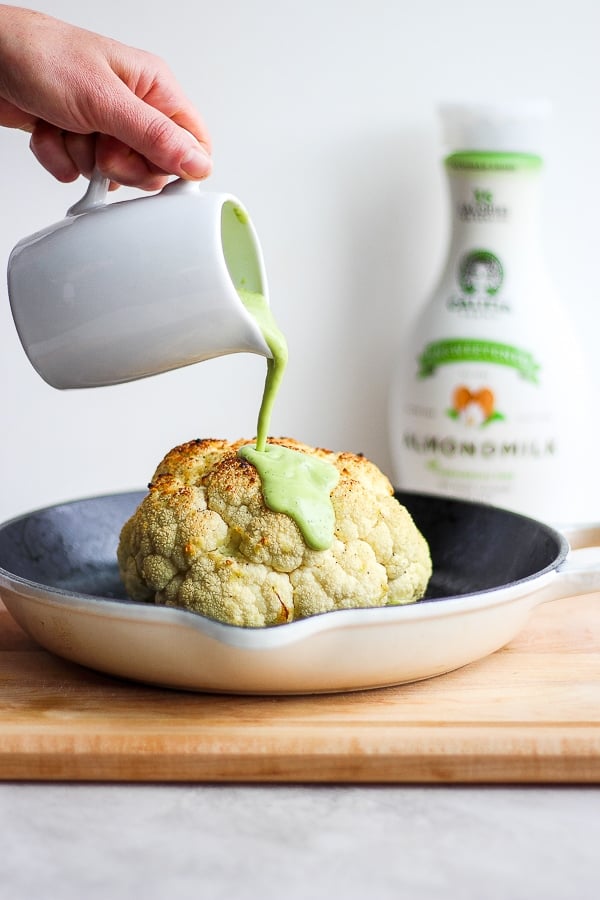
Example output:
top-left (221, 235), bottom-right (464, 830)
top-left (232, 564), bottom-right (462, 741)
top-left (117, 436), bottom-right (432, 627)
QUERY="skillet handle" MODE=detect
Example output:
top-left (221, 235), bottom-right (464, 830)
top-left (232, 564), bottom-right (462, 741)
top-left (535, 546), bottom-right (600, 606)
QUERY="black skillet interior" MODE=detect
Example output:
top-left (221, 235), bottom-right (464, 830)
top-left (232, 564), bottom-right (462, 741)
top-left (0, 490), bottom-right (568, 603)
top-left (401, 490), bottom-right (568, 600)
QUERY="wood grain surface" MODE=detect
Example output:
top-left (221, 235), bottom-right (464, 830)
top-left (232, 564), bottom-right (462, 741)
top-left (1, 594), bottom-right (599, 783)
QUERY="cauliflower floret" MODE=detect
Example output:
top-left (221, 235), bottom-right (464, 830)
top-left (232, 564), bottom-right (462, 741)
top-left (117, 437), bottom-right (432, 627)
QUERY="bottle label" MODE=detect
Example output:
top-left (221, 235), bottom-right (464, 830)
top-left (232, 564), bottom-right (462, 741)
top-left (445, 151), bottom-right (543, 173)
top-left (418, 339), bottom-right (540, 383)
top-left (399, 355), bottom-right (559, 510)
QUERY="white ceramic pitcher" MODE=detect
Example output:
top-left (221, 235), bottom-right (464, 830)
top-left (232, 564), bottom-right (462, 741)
top-left (7, 174), bottom-right (272, 389)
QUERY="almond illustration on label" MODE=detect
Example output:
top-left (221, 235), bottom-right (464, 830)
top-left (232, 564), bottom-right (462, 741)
top-left (448, 385), bottom-right (504, 427)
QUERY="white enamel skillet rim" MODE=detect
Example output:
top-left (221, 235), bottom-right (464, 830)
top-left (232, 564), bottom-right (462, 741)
top-left (0, 489), bottom-right (598, 695)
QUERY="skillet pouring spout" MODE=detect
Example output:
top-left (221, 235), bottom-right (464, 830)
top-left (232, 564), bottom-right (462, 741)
top-left (0, 490), bottom-right (596, 694)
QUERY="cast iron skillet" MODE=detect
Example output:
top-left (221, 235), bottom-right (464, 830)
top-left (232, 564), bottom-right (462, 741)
top-left (0, 490), bottom-right (596, 694)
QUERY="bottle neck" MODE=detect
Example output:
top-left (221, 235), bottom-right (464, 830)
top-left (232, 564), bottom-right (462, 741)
top-left (444, 151), bottom-right (544, 240)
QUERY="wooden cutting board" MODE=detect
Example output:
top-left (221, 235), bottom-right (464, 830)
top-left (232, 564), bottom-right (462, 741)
top-left (1, 594), bottom-right (599, 783)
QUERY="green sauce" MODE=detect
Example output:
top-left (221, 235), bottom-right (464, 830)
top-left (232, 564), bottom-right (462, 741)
top-left (238, 442), bottom-right (339, 550)
top-left (237, 289), bottom-right (339, 549)
top-left (237, 289), bottom-right (288, 453)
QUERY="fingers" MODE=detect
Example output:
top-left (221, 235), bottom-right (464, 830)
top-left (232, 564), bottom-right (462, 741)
top-left (29, 120), bottom-right (80, 182)
top-left (65, 130), bottom-right (169, 191)
top-left (64, 132), bottom-right (147, 191)
top-left (94, 134), bottom-right (170, 191)
top-left (29, 123), bottom-right (170, 191)
top-left (63, 131), bottom-right (96, 179)
top-left (30, 105), bottom-right (212, 190)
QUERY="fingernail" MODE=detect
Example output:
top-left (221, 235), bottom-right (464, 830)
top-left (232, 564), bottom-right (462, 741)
top-left (181, 144), bottom-right (212, 178)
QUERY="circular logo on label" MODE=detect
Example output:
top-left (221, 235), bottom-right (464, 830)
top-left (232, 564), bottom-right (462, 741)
top-left (459, 250), bottom-right (503, 296)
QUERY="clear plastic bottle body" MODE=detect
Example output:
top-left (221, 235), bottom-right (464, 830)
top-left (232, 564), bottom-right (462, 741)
top-left (390, 149), bottom-right (590, 525)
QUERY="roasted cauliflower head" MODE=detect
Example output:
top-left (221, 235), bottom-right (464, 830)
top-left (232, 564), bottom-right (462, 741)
top-left (117, 437), bottom-right (432, 627)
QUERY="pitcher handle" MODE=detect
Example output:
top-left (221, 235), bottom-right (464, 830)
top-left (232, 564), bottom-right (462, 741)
top-left (66, 170), bottom-right (110, 217)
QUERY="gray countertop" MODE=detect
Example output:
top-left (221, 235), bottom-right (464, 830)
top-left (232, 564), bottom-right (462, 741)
top-left (1, 784), bottom-right (598, 899)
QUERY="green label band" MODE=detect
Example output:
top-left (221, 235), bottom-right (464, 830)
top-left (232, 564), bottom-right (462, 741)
top-left (418, 338), bottom-right (541, 383)
top-left (445, 151), bottom-right (543, 172)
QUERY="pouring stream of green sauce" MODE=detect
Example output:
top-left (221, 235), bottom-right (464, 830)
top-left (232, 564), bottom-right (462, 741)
top-left (236, 289), bottom-right (339, 550)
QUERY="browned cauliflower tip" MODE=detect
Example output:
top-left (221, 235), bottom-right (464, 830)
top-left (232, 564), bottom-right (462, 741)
top-left (117, 437), bottom-right (432, 627)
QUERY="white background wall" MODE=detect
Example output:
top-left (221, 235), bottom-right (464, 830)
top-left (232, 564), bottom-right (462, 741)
top-left (2, 0), bottom-right (600, 522)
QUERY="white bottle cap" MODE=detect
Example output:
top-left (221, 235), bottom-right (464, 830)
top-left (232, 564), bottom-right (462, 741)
top-left (439, 100), bottom-right (552, 155)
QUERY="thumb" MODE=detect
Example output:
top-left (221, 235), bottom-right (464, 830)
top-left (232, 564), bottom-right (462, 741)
top-left (102, 87), bottom-right (212, 179)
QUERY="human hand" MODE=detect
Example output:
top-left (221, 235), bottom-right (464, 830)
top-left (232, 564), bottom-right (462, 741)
top-left (0, 5), bottom-right (212, 190)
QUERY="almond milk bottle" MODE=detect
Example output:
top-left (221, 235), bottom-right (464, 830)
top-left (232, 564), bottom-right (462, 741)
top-left (389, 102), bottom-right (591, 525)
